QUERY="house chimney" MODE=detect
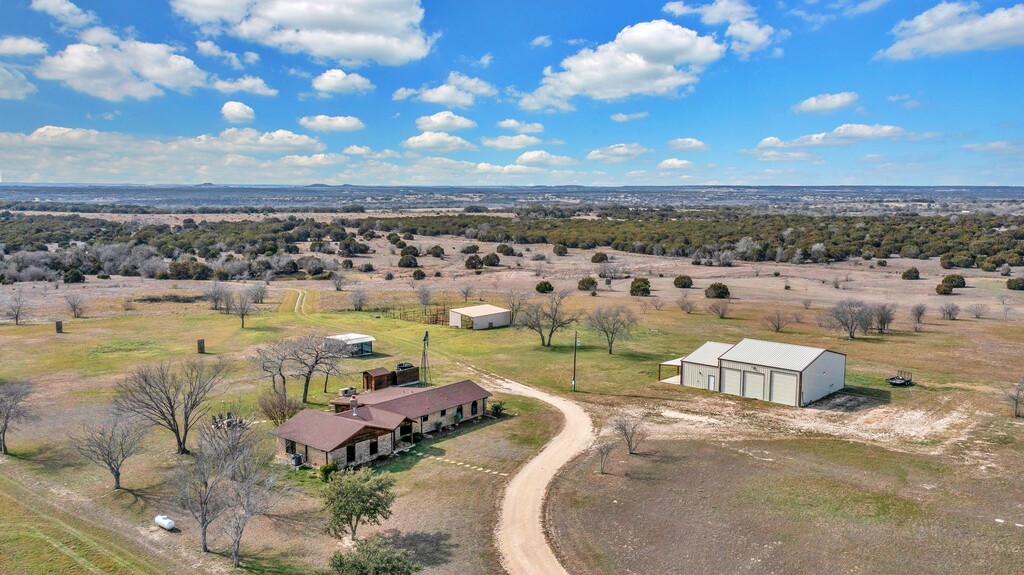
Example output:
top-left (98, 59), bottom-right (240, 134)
top-left (350, 396), bottom-right (358, 416)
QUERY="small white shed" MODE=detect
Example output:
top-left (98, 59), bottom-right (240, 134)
top-left (448, 304), bottom-right (511, 330)
top-left (680, 342), bottom-right (734, 391)
top-left (325, 333), bottom-right (376, 356)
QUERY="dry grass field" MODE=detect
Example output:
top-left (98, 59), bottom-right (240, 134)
top-left (1, 224), bottom-right (1023, 574)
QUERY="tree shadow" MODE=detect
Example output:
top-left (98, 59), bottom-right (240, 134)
top-left (382, 528), bottom-right (457, 567)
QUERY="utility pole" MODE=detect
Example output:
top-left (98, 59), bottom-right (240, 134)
top-left (571, 330), bottom-right (579, 392)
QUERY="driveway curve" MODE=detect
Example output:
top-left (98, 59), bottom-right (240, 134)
top-left (467, 367), bottom-right (595, 575)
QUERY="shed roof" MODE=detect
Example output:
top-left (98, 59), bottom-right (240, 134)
top-left (659, 357), bottom-right (686, 367)
top-left (718, 338), bottom-right (831, 372)
top-left (450, 304), bottom-right (510, 318)
top-left (326, 333), bottom-right (376, 345)
top-left (682, 342), bottom-right (735, 367)
top-left (363, 367), bottom-right (392, 377)
top-left (271, 409), bottom-right (369, 453)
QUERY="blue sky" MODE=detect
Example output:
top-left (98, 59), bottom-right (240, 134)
top-left (0, 0), bottom-right (1021, 186)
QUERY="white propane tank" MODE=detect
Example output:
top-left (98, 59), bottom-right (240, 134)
top-left (154, 515), bottom-right (175, 530)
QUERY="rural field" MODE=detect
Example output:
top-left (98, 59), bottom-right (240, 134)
top-left (2, 214), bottom-right (1024, 575)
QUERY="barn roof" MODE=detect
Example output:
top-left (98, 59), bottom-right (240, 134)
top-left (450, 304), bottom-right (510, 317)
top-left (718, 338), bottom-right (832, 372)
top-left (682, 342), bottom-right (735, 367)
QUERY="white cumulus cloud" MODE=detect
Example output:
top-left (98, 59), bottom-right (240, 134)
top-left (221, 101), bottom-right (255, 123)
top-left (793, 91), bottom-right (859, 113)
top-left (515, 150), bottom-right (575, 167)
top-left (481, 134), bottom-right (542, 150)
top-left (520, 19), bottom-right (724, 111)
top-left (497, 119), bottom-right (544, 133)
top-left (0, 65), bottom-right (38, 100)
top-left (611, 112), bottom-right (649, 122)
top-left (401, 131), bottom-right (477, 152)
top-left (668, 137), bottom-right (710, 151)
top-left (416, 111), bottom-right (477, 131)
top-left (170, 0), bottom-right (436, 66)
top-left (657, 158), bottom-right (693, 169)
top-left (757, 123), bottom-right (906, 148)
top-left (395, 72), bottom-right (497, 107)
top-left (279, 153), bottom-right (348, 166)
top-left (530, 35), bottom-right (553, 48)
top-left (586, 143), bottom-right (652, 163)
top-left (196, 40), bottom-right (243, 69)
top-left (213, 75), bottom-right (278, 96)
top-left (30, 0), bottom-right (96, 28)
top-left (298, 115), bottom-right (365, 132)
top-left (877, 2), bottom-right (1024, 60)
top-left (663, 0), bottom-right (784, 58)
top-left (312, 68), bottom-right (375, 96)
top-left (0, 36), bottom-right (48, 56)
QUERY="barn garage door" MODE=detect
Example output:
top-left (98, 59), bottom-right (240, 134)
top-left (722, 369), bottom-right (742, 396)
top-left (770, 372), bottom-right (798, 406)
top-left (742, 372), bottom-right (765, 400)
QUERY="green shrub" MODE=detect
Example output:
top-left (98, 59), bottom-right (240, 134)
top-left (705, 282), bottom-right (730, 299)
top-left (1007, 277), bottom-right (1024, 290)
top-left (941, 274), bottom-right (966, 288)
top-left (96, 273), bottom-right (111, 279)
top-left (629, 278), bottom-right (651, 297)
top-left (496, 244), bottom-right (515, 256)
top-left (901, 267), bottom-right (920, 280)
top-left (673, 275), bottom-right (693, 288)
top-left (877, 260), bottom-right (887, 267)
top-left (553, 244), bottom-right (568, 256)
top-left (63, 269), bottom-right (85, 283)
top-left (482, 253), bottom-right (501, 266)
top-left (591, 252), bottom-right (609, 264)
top-left (400, 245), bottom-right (419, 257)
top-left (465, 254), bottom-right (483, 269)
top-left (489, 401), bottom-right (506, 417)
top-left (536, 280), bottom-right (554, 294)
top-left (341, 259), bottom-right (354, 269)
top-left (318, 461), bottom-right (339, 482)
top-left (460, 244), bottom-right (479, 254)
top-left (358, 263), bottom-right (374, 273)
top-left (397, 255), bottom-right (418, 268)
top-left (412, 269), bottom-right (426, 280)
top-left (428, 245), bottom-right (445, 258)
top-left (578, 276), bottom-right (598, 292)
top-left (935, 283), bottom-right (953, 295)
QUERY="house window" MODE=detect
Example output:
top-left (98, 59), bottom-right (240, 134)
top-left (440, 409), bottom-right (446, 417)
top-left (369, 439), bottom-right (378, 456)
top-left (346, 444), bottom-right (356, 463)
top-left (285, 440), bottom-right (296, 454)
top-left (471, 401), bottom-right (478, 416)
top-left (456, 405), bottom-right (464, 418)
top-left (422, 415), bottom-right (429, 423)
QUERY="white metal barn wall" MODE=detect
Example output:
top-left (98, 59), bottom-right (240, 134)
top-left (719, 359), bottom-right (801, 406)
top-left (799, 351), bottom-right (846, 405)
top-left (472, 312), bottom-right (510, 329)
top-left (682, 361), bottom-right (718, 390)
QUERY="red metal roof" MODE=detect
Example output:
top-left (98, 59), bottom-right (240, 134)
top-left (370, 380), bottom-right (491, 420)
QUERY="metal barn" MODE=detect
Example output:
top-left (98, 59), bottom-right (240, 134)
top-left (448, 304), bottom-right (511, 330)
top-left (666, 339), bottom-right (846, 407)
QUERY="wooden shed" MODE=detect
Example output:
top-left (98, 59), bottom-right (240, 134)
top-left (362, 368), bottom-right (393, 392)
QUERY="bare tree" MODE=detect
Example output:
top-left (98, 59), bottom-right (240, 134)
top-left (996, 294), bottom-right (1009, 306)
top-left (871, 303), bottom-right (897, 334)
top-left (801, 298), bottom-right (813, 309)
top-left (416, 285), bottom-right (433, 311)
top-left (114, 359), bottom-right (228, 454)
top-left (675, 295), bottom-right (696, 314)
top-left (611, 413), bottom-right (647, 455)
top-left (252, 341), bottom-right (293, 395)
top-left (459, 285), bottom-right (475, 302)
top-left (503, 290), bottom-right (529, 323)
top-left (350, 288), bottom-right (368, 312)
top-left (0, 381), bottom-right (32, 455)
top-left (245, 284), bottom-right (267, 304)
top-left (516, 291), bottom-right (581, 347)
top-left (223, 438), bottom-right (287, 568)
top-left (586, 306), bottom-right (637, 354)
top-left (289, 333), bottom-right (342, 403)
top-left (257, 390), bottom-right (302, 426)
top-left (234, 291), bottom-right (255, 328)
top-left (635, 297), bottom-right (650, 315)
top-left (1008, 379), bottom-right (1024, 418)
top-left (73, 411), bottom-right (148, 489)
top-left (762, 310), bottom-right (789, 333)
top-left (1003, 306), bottom-right (1012, 321)
top-left (63, 293), bottom-right (87, 319)
top-left (332, 273), bottom-right (346, 291)
top-left (594, 441), bottom-right (614, 475)
top-left (910, 303), bottom-right (927, 332)
top-left (966, 303), bottom-right (989, 319)
top-left (825, 299), bottom-right (872, 338)
top-left (172, 425), bottom-right (249, 553)
top-left (649, 296), bottom-right (665, 311)
top-left (940, 302), bottom-right (960, 321)
top-left (205, 281), bottom-right (229, 311)
top-left (706, 300), bottom-right (731, 319)
top-left (5, 289), bottom-right (27, 325)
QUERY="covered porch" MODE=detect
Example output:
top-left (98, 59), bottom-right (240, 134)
top-left (658, 357), bottom-right (684, 384)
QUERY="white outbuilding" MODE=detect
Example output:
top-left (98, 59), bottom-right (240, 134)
top-left (448, 304), bottom-right (511, 330)
top-left (324, 333), bottom-right (376, 356)
top-left (670, 338), bottom-right (845, 407)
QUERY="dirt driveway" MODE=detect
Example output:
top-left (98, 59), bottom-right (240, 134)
top-left (466, 367), bottom-right (594, 575)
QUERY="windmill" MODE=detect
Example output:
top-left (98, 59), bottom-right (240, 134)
top-left (420, 330), bottom-right (430, 386)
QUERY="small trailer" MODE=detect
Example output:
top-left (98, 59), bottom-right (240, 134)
top-left (887, 370), bottom-right (914, 387)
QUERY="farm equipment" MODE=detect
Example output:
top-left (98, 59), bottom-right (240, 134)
top-left (887, 370), bottom-right (914, 387)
